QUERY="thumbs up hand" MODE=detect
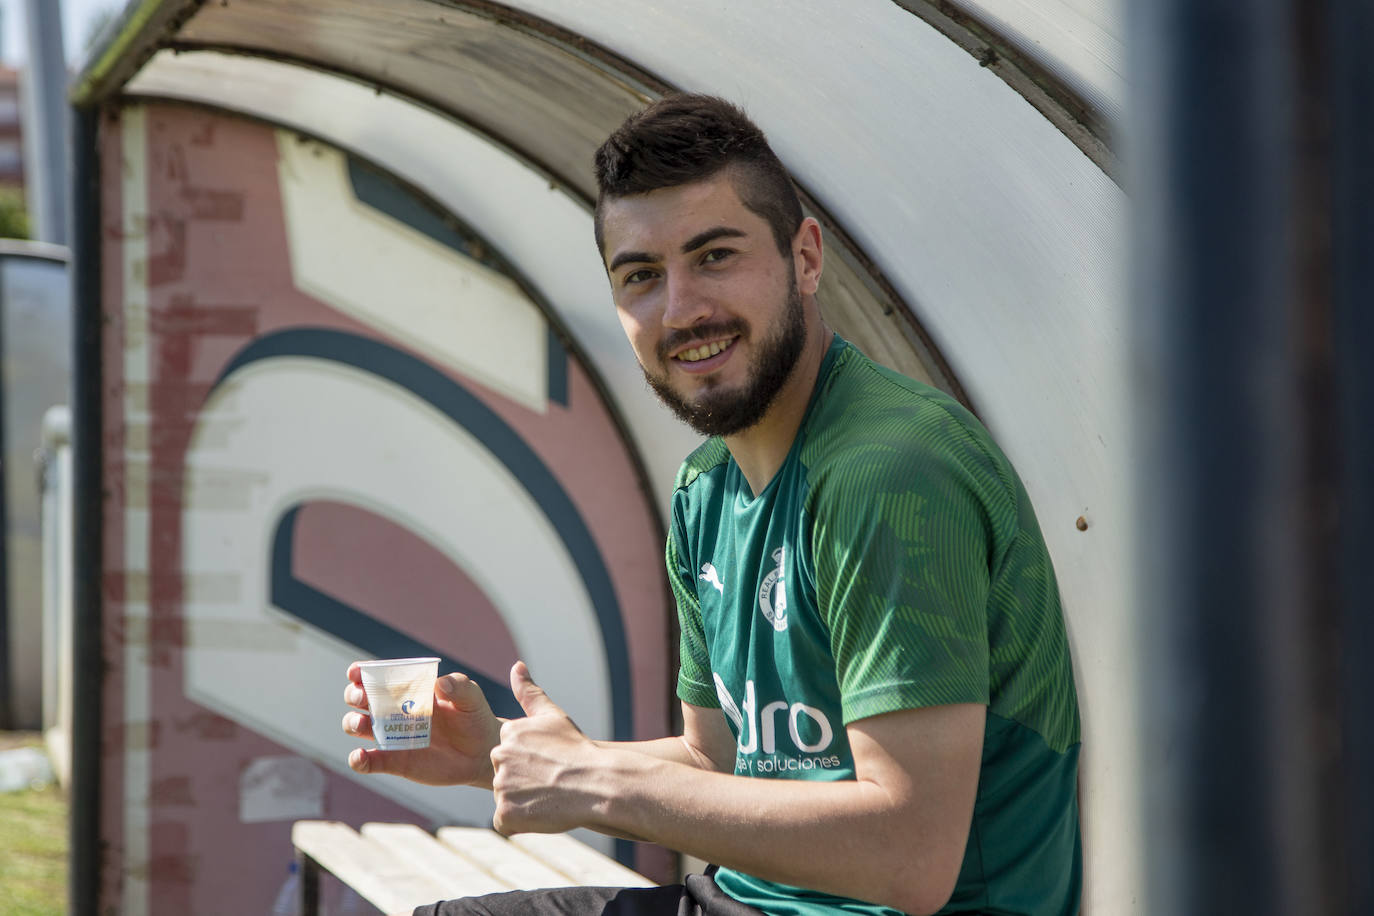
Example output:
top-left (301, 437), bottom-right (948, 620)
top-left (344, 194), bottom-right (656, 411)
top-left (490, 661), bottom-right (602, 836)
top-left (509, 659), bottom-right (563, 719)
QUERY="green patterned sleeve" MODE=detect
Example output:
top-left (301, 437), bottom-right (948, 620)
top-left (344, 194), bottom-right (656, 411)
top-left (667, 505), bottom-right (718, 708)
top-left (810, 421), bottom-right (1010, 724)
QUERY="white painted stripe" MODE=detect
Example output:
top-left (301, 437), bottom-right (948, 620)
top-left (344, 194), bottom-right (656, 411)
top-left (121, 104), bottom-right (150, 916)
top-left (275, 134), bottom-right (549, 413)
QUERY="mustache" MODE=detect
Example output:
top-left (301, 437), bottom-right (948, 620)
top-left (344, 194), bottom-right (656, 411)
top-left (657, 319), bottom-right (747, 362)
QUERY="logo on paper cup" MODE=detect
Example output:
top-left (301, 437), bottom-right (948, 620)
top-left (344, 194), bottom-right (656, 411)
top-left (401, 700), bottom-right (416, 714)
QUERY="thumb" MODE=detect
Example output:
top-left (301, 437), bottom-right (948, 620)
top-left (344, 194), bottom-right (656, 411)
top-left (510, 660), bottom-right (560, 717)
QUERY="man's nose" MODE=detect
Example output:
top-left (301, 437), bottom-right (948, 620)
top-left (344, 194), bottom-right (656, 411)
top-left (662, 271), bottom-right (712, 329)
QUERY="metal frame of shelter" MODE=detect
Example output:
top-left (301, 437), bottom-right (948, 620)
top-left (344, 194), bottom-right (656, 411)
top-left (68, 1), bottom-right (1130, 913)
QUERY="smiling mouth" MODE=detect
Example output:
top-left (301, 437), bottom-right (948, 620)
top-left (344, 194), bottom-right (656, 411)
top-left (674, 336), bottom-right (738, 363)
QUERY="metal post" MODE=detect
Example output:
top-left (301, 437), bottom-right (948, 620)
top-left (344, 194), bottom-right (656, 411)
top-left (68, 103), bottom-right (102, 916)
top-left (298, 852), bottom-right (321, 916)
top-left (1329, 0), bottom-right (1374, 909)
top-left (1131, 0), bottom-right (1368, 911)
top-left (21, 0), bottom-right (70, 245)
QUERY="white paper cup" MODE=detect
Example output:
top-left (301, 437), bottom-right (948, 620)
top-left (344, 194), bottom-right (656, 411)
top-left (358, 657), bottom-right (439, 751)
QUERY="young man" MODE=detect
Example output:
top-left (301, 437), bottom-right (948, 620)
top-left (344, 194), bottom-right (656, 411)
top-left (343, 94), bottom-right (1081, 916)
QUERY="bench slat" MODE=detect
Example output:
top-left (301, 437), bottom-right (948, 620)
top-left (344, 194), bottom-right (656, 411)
top-left (509, 833), bottom-right (655, 887)
top-left (436, 826), bottom-right (578, 890)
top-left (295, 821), bottom-right (661, 912)
top-left (361, 822), bottom-right (514, 898)
top-left (292, 820), bottom-right (457, 913)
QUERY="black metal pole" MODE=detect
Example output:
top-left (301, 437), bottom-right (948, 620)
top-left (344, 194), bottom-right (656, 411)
top-left (68, 102), bottom-right (103, 916)
top-left (1329, 0), bottom-right (1374, 909)
top-left (1131, 0), bottom-right (1367, 911)
top-left (298, 851), bottom-right (321, 916)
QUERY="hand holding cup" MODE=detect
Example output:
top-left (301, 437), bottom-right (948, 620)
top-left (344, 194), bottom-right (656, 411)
top-left (343, 658), bottom-right (503, 788)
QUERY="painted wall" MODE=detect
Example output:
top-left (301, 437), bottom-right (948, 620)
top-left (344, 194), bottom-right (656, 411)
top-left (97, 102), bottom-right (674, 914)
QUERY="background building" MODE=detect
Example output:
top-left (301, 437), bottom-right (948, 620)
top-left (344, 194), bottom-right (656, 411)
top-left (0, 66), bottom-right (24, 190)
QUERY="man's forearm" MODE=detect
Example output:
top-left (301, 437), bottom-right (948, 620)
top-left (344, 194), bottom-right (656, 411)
top-left (591, 735), bottom-right (730, 773)
top-left (582, 748), bottom-right (957, 916)
top-left (579, 735), bottom-right (732, 843)
top-left (491, 677), bottom-right (979, 915)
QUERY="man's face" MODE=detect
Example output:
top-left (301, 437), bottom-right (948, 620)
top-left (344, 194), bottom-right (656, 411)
top-left (600, 175), bottom-right (806, 437)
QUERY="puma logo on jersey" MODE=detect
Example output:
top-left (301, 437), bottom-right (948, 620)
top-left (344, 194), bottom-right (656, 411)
top-left (699, 563), bottom-right (724, 594)
top-left (758, 547), bottom-right (788, 631)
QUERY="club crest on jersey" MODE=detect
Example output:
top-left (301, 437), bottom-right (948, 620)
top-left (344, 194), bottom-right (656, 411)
top-left (758, 546), bottom-right (788, 631)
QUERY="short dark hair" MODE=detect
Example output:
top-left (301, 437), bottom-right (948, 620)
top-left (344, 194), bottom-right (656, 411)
top-left (593, 94), bottom-right (804, 258)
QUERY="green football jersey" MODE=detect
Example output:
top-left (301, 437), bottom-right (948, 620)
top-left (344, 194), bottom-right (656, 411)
top-left (668, 336), bottom-right (1081, 916)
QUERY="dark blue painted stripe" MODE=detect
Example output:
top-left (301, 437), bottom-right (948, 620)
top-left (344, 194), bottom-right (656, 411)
top-left (346, 156), bottom-right (478, 260)
top-left (271, 506), bottom-right (522, 720)
top-left (213, 328), bottom-right (632, 740)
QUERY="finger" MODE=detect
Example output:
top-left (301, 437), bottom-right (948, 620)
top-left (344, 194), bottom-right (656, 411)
top-left (510, 660), bottom-right (560, 717)
top-left (348, 745), bottom-right (407, 776)
top-left (342, 711), bottom-right (375, 741)
top-left (344, 682), bottom-right (370, 711)
top-left (436, 672), bottom-right (487, 711)
top-left (347, 661), bottom-right (365, 685)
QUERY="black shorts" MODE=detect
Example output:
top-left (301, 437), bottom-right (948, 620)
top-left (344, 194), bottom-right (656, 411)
top-left (412, 870), bottom-right (766, 916)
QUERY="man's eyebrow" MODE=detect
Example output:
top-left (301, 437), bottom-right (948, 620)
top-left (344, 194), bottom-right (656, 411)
top-left (682, 226), bottom-right (746, 254)
top-left (607, 226), bottom-right (746, 274)
top-left (608, 250), bottom-right (658, 273)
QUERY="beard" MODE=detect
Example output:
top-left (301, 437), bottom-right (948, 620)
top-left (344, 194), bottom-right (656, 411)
top-left (641, 275), bottom-right (807, 437)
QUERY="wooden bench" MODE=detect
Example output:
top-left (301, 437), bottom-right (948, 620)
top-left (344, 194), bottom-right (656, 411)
top-left (291, 821), bottom-right (655, 915)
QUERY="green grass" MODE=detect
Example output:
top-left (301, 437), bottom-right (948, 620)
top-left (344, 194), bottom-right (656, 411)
top-left (0, 734), bottom-right (68, 915)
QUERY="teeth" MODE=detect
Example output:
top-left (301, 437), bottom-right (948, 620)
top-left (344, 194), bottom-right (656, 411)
top-left (680, 339), bottom-right (730, 362)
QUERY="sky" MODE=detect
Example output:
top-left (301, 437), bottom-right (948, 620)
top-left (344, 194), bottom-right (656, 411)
top-left (0, 0), bottom-right (125, 68)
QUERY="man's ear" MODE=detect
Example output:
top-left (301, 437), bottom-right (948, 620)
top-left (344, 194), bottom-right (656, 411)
top-left (793, 217), bottom-right (824, 296)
